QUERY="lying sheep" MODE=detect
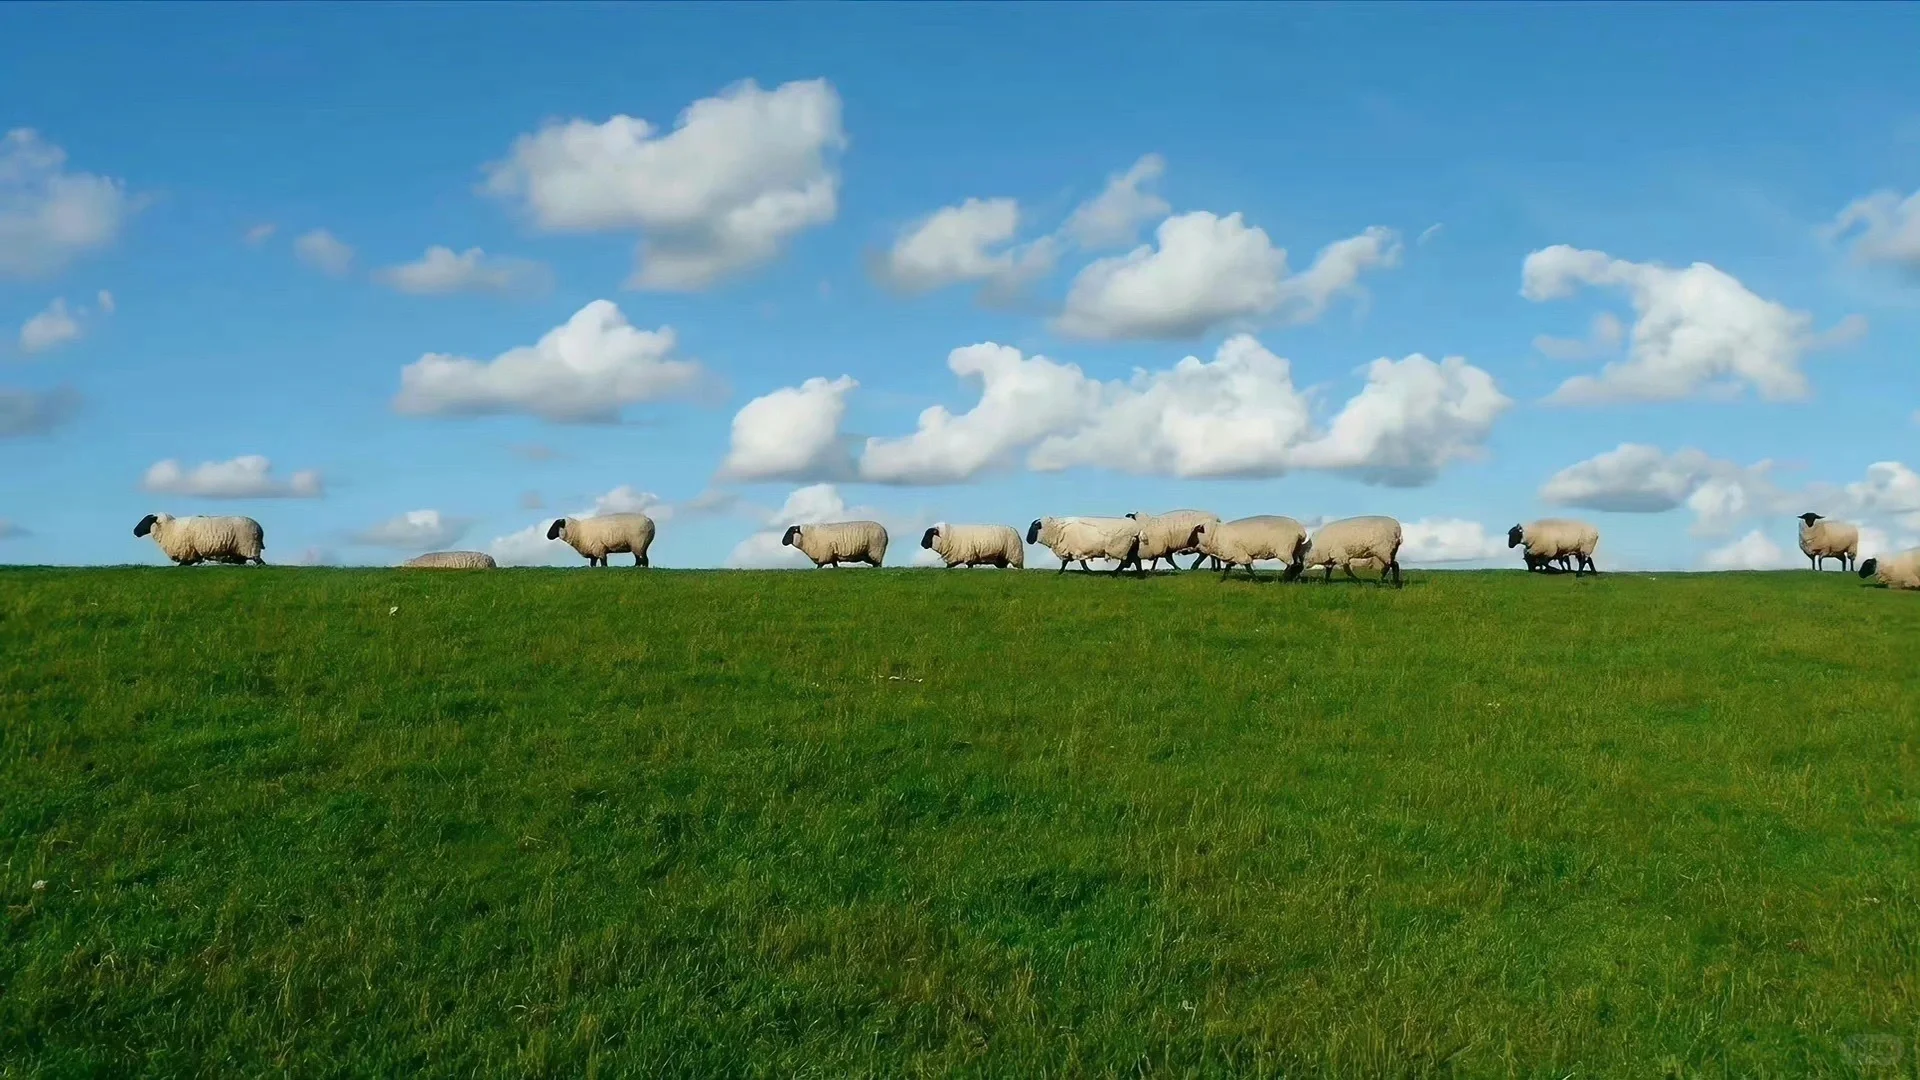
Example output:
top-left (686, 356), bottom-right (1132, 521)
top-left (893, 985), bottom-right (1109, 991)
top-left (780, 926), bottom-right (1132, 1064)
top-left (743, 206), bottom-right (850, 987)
top-left (403, 551), bottom-right (496, 569)
top-left (783, 521), bottom-right (888, 567)
top-left (920, 523), bottom-right (1023, 569)
top-left (1191, 516), bottom-right (1307, 579)
top-left (547, 513), bottom-right (656, 567)
top-left (133, 513), bottom-right (266, 566)
top-left (1798, 512), bottom-right (1859, 571)
top-left (1299, 515), bottom-right (1403, 587)
top-left (1508, 519), bottom-right (1600, 575)
top-left (1128, 509), bottom-right (1221, 570)
top-left (1858, 548), bottom-right (1920, 590)
top-left (1026, 516), bottom-right (1142, 575)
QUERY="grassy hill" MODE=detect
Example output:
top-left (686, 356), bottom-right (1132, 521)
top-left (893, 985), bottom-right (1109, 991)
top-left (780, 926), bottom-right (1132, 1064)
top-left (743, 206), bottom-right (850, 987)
top-left (2, 567), bottom-right (1916, 1076)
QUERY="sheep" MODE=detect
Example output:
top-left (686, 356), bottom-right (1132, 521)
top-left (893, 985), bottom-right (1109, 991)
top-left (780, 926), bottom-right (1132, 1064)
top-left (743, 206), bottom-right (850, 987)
top-left (1025, 516), bottom-right (1143, 575)
top-left (1191, 515), bottom-right (1308, 579)
top-left (920, 523), bottom-right (1023, 569)
top-left (403, 551), bottom-right (496, 569)
top-left (547, 513), bottom-right (656, 567)
top-left (132, 513), bottom-right (266, 566)
top-left (1797, 512), bottom-right (1859, 571)
top-left (1858, 548), bottom-right (1920, 590)
top-left (1128, 509), bottom-right (1222, 570)
top-left (1507, 519), bottom-right (1600, 575)
top-left (782, 521), bottom-right (888, 567)
top-left (1298, 515), bottom-right (1403, 587)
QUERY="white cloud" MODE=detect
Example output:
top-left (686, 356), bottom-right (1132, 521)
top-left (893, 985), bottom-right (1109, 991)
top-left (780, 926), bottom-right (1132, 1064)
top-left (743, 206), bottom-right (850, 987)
top-left (481, 78), bottom-right (845, 290)
top-left (393, 299), bottom-right (704, 423)
top-left (861, 343), bottom-right (1101, 485)
top-left (1055, 213), bottom-right (1399, 340)
top-left (374, 246), bottom-right (550, 295)
top-left (1702, 530), bottom-right (1797, 571)
top-left (0, 386), bottom-right (80, 436)
top-left (352, 509), bottom-right (471, 550)
top-left (294, 229), bottom-right (354, 277)
top-left (1061, 153), bottom-right (1169, 250)
top-left (850, 335), bottom-right (1506, 486)
top-left (1532, 311), bottom-right (1624, 362)
top-left (142, 455), bottom-right (324, 499)
top-left (1521, 245), bottom-right (1854, 403)
top-left (719, 374), bottom-right (858, 481)
top-left (487, 485), bottom-right (672, 566)
top-left (1417, 223), bottom-right (1444, 246)
top-left (871, 197), bottom-right (1055, 299)
top-left (96, 289), bottom-right (114, 315)
top-left (0, 129), bottom-right (135, 279)
top-left (586, 484), bottom-right (672, 518)
top-left (18, 298), bottom-right (81, 354)
top-left (243, 223), bottom-right (277, 246)
top-left (1827, 188), bottom-right (1920, 270)
top-left (1400, 518), bottom-right (1508, 564)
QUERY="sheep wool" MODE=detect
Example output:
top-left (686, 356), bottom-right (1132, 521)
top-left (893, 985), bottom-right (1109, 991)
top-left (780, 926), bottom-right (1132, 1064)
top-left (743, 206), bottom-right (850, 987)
top-left (921, 523), bottom-right (1024, 569)
top-left (1859, 548), bottom-right (1920, 590)
top-left (403, 551), bottom-right (497, 569)
top-left (1025, 516), bottom-right (1142, 574)
top-left (1507, 518), bottom-right (1600, 574)
top-left (1129, 509), bottom-right (1220, 570)
top-left (133, 513), bottom-right (266, 566)
top-left (1300, 515), bottom-right (1404, 587)
top-left (1797, 513), bottom-right (1859, 571)
top-left (1193, 515), bottom-right (1308, 576)
top-left (783, 521), bottom-right (888, 567)
top-left (547, 513), bottom-right (656, 567)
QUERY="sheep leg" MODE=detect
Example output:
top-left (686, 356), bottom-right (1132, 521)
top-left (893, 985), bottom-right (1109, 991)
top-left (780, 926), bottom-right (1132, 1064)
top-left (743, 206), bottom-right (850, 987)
top-left (635, 553), bottom-right (647, 567)
top-left (1079, 560), bottom-right (1092, 572)
top-left (1389, 560), bottom-right (1403, 588)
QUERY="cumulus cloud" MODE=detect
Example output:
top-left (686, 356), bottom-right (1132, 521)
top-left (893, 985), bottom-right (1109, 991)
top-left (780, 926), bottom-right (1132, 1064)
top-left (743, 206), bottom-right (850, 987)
top-left (487, 484), bottom-right (673, 566)
top-left (1702, 530), bottom-right (1797, 571)
top-left (0, 129), bottom-right (136, 279)
top-left (1061, 153), bottom-right (1169, 250)
top-left (18, 298), bottom-right (81, 354)
top-left (0, 385), bottom-right (80, 437)
top-left (719, 374), bottom-right (858, 481)
top-left (1399, 519), bottom-right (1508, 564)
top-left (1520, 245), bottom-right (1856, 403)
top-left (482, 78), bottom-right (845, 290)
top-left (870, 197), bottom-right (1055, 301)
top-left (374, 246), bottom-right (551, 295)
top-left (1532, 311), bottom-right (1624, 362)
top-left (294, 229), bottom-right (354, 277)
top-left (394, 299), bottom-right (704, 423)
top-left (352, 509), bottom-right (472, 550)
top-left (1055, 214), bottom-right (1399, 340)
top-left (1827, 187), bottom-right (1920, 271)
top-left (844, 335), bottom-right (1506, 486)
top-left (142, 455), bottom-right (324, 499)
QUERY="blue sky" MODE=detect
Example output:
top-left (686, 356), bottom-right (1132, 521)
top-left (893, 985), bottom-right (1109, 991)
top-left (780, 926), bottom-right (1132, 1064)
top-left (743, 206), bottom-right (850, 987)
top-left (3, 3), bottom-right (1917, 569)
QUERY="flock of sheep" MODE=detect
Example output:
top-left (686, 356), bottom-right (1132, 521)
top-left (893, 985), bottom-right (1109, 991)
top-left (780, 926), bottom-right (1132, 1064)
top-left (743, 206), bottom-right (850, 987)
top-left (127, 507), bottom-right (1919, 588)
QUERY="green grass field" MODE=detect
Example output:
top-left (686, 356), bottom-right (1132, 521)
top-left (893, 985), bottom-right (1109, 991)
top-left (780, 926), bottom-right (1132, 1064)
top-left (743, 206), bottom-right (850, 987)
top-left (2, 567), bottom-right (1916, 1077)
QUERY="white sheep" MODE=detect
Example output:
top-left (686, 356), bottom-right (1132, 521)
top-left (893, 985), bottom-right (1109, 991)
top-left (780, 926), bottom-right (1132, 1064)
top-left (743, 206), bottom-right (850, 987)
top-left (1128, 509), bottom-right (1221, 570)
top-left (920, 524), bottom-right (1024, 569)
top-left (1025, 516), bottom-right (1143, 575)
top-left (1299, 515), bottom-right (1404, 587)
top-left (403, 551), bottom-right (496, 569)
top-left (1191, 516), bottom-right (1308, 578)
top-left (782, 521), bottom-right (888, 567)
top-left (1858, 548), bottom-right (1920, 590)
top-left (133, 513), bottom-right (266, 566)
top-left (1797, 512), bottom-right (1859, 571)
top-left (1507, 519), bottom-right (1600, 575)
top-left (546, 513), bottom-right (656, 567)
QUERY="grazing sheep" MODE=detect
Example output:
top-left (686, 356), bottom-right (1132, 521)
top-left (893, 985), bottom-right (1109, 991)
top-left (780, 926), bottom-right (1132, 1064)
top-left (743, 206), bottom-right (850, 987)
top-left (133, 513), bottom-right (266, 566)
top-left (1128, 509), bottom-right (1222, 570)
top-left (403, 551), bottom-right (496, 569)
top-left (1191, 516), bottom-right (1308, 578)
top-left (1299, 515), bottom-right (1404, 587)
top-left (1507, 519), bottom-right (1600, 575)
top-left (1797, 513), bottom-right (1859, 571)
top-left (547, 513), bottom-right (655, 567)
top-left (920, 524), bottom-right (1024, 569)
top-left (1858, 548), bottom-right (1920, 590)
top-left (783, 521), bottom-right (888, 567)
top-left (1025, 516), bottom-right (1143, 575)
